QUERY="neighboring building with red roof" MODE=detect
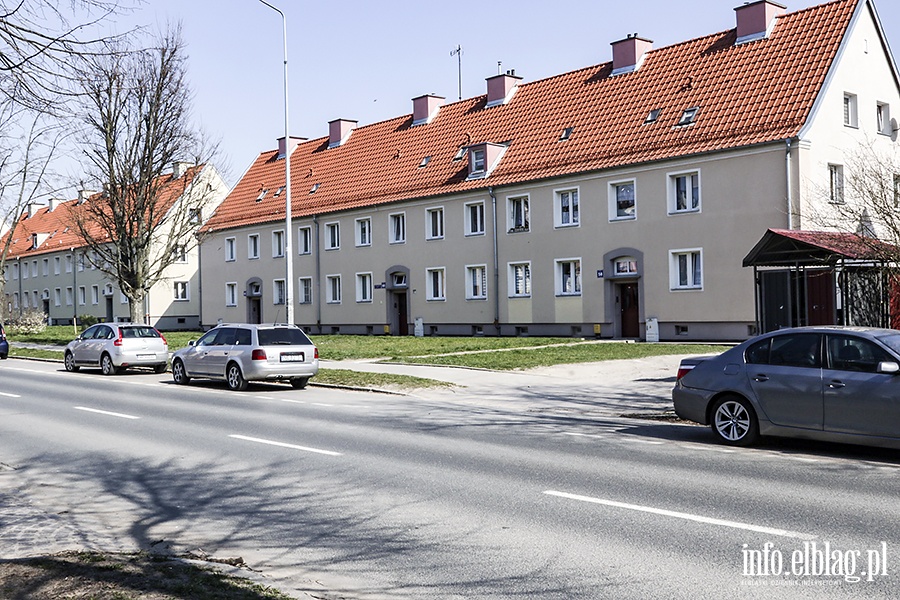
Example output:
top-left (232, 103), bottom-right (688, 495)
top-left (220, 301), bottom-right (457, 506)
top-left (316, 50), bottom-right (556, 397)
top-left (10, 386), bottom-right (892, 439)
top-left (201, 0), bottom-right (899, 340)
top-left (2, 163), bottom-right (228, 329)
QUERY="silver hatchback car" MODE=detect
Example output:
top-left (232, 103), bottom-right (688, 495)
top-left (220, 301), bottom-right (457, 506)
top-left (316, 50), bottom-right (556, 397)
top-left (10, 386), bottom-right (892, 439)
top-left (171, 323), bottom-right (318, 391)
top-left (64, 323), bottom-right (169, 375)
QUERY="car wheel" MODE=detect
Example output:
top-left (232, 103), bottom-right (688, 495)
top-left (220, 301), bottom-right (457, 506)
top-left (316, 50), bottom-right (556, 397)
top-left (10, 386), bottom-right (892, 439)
top-left (226, 363), bottom-right (249, 391)
top-left (64, 352), bottom-right (79, 372)
top-left (290, 377), bottom-right (309, 389)
top-left (172, 359), bottom-right (191, 385)
top-left (101, 353), bottom-right (117, 376)
top-left (153, 363), bottom-right (168, 374)
top-left (711, 395), bottom-right (759, 446)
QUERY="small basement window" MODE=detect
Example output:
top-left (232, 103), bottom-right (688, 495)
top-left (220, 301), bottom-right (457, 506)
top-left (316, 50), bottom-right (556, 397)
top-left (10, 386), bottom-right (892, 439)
top-left (644, 109), bottom-right (661, 124)
top-left (559, 126), bottom-right (574, 141)
top-left (676, 107), bottom-right (699, 126)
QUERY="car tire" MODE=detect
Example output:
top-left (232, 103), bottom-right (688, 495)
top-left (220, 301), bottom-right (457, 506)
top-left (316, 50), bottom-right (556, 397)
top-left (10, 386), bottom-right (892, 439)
top-left (290, 377), bottom-right (309, 389)
top-left (172, 359), bottom-right (191, 385)
top-left (101, 353), bottom-right (117, 376)
top-left (226, 363), bottom-right (249, 391)
top-left (64, 351), bottom-right (80, 372)
top-left (153, 363), bottom-right (168, 374)
top-left (711, 395), bottom-right (759, 447)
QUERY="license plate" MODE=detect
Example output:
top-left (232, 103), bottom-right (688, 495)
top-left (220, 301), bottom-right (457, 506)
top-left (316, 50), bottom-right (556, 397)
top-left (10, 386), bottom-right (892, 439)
top-left (137, 354), bottom-right (155, 360)
top-left (280, 353), bottom-right (304, 362)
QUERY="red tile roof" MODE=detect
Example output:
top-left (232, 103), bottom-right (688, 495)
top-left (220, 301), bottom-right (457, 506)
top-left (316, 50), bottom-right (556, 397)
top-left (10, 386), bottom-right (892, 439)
top-left (743, 228), bottom-right (896, 266)
top-left (205, 0), bottom-right (857, 232)
top-left (2, 166), bottom-right (205, 260)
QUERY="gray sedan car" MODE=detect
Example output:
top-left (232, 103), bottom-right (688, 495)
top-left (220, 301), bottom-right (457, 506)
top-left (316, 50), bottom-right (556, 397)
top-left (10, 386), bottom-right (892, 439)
top-left (171, 323), bottom-right (318, 391)
top-left (64, 323), bottom-right (169, 375)
top-left (673, 326), bottom-right (900, 449)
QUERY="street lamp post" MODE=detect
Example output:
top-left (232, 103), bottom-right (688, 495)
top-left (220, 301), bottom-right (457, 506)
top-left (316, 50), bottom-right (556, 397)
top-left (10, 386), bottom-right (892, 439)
top-left (259, 0), bottom-right (294, 324)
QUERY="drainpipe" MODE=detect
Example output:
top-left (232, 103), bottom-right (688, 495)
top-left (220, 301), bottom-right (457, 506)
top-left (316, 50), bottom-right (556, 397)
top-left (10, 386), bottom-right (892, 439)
top-left (488, 187), bottom-right (500, 334)
top-left (785, 138), bottom-right (794, 230)
top-left (313, 215), bottom-right (321, 333)
top-left (16, 258), bottom-right (22, 317)
top-left (71, 248), bottom-right (77, 331)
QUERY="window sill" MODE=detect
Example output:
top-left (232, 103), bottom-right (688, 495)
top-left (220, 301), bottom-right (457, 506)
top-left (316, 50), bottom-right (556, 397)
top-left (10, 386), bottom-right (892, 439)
top-left (325, 247), bottom-right (340, 251)
top-left (355, 243), bottom-right (372, 248)
top-left (508, 294), bottom-right (531, 299)
top-left (466, 296), bottom-right (488, 301)
top-left (356, 300), bottom-right (373, 304)
top-left (668, 209), bottom-right (700, 216)
top-left (670, 286), bottom-right (703, 292)
top-left (555, 222), bottom-right (581, 228)
top-left (609, 216), bottom-right (635, 222)
top-left (465, 231), bottom-right (486, 237)
top-left (426, 298), bottom-right (446, 302)
top-left (507, 226), bottom-right (530, 234)
top-left (389, 240), bottom-right (406, 245)
top-left (556, 293), bottom-right (582, 297)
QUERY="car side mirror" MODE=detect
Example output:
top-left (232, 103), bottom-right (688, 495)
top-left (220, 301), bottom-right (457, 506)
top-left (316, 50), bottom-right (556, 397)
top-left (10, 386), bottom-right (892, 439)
top-left (188, 340), bottom-right (196, 347)
top-left (878, 361), bottom-right (900, 374)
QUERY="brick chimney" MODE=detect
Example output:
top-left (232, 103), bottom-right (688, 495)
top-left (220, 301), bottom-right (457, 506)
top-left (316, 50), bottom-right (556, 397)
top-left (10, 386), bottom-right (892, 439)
top-left (77, 190), bottom-right (95, 205)
top-left (47, 197), bottom-right (60, 212)
top-left (412, 94), bottom-right (444, 126)
top-left (735, 0), bottom-right (786, 44)
top-left (277, 136), bottom-right (306, 159)
top-left (328, 119), bottom-right (357, 149)
top-left (486, 71), bottom-right (521, 108)
top-left (611, 34), bottom-right (653, 76)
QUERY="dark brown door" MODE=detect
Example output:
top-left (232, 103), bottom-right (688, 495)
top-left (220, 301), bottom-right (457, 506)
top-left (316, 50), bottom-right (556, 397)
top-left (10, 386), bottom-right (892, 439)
top-left (620, 283), bottom-right (640, 338)
top-left (806, 271), bottom-right (835, 326)
top-left (249, 297), bottom-right (261, 324)
top-left (395, 292), bottom-right (408, 336)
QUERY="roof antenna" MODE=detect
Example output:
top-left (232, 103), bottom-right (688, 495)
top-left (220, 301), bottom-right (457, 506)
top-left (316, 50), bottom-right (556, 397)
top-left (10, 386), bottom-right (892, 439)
top-left (450, 45), bottom-right (463, 100)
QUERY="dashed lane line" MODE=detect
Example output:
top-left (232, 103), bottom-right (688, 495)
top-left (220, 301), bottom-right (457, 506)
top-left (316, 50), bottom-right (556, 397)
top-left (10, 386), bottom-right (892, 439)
top-left (73, 406), bottom-right (140, 420)
top-left (228, 434), bottom-right (342, 456)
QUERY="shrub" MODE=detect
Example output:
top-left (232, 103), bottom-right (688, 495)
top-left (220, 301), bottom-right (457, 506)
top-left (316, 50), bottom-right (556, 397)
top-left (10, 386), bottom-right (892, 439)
top-left (78, 314), bottom-right (99, 328)
top-left (8, 308), bottom-right (48, 335)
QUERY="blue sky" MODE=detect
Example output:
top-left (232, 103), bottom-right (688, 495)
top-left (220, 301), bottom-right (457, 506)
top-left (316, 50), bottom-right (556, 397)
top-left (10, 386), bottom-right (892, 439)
top-left (113, 0), bottom-right (900, 185)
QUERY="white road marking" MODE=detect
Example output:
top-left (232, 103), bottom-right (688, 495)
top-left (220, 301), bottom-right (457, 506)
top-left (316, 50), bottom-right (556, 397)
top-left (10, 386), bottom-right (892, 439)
top-left (563, 432), bottom-right (605, 440)
top-left (254, 396), bottom-right (276, 400)
top-left (620, 437), bottom-right (664, 445)
top-left (73, 406), bottom-right (140, 420)
top-left (544, 490), bottom-right (816, 540)
top-left (312, 402), bottom-right (333, 407)
top-left (678, 443), bottom-right (737, 454)
top-left (0, 391), bottom-right (22, 398)
top-left (278, 399), bottom-right (306, 405)
top-left (228, 434), bottom-right (342, 456)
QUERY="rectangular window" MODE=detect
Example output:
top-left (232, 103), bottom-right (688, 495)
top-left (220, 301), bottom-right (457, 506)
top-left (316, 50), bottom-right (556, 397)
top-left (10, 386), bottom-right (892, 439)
top-left (121, 291), bottom-right (129, 305)
top-left (829, 164), bottom-right (845, 204)
top-left (508, 195), bottom-right (530, 233)
top-left (877, 102), bottom-right (891, 135)
top-left (356, 272), bottom-right (373, 303)
top-left (466, 265), bottom-right (487, 300)
top-left (248, 234), bottom-right (260, 259)
top-left (508, 262), bottom-right (532, 297)
top-left (670, 249), bottom-right (703, 290)
top-left (174, 281), bottom-right (189, 301)
top-left (298, 226), bottom-right (312, 255)
top-left (172, 245), bottom-right (188, 263)
top-left (189, 208), bottom-right (202, 225)
top-left (356, 218), bottom-right (372, 247)
top-left (465, 201), bottom-right (485, 236)
top-left (326, 275), bottom-right (342, 304)
top-left (471, 149), bottom-right (486, 173)
top-left (78, 286), bottom-right (86, 306)
top-left (426, 267), bottom-right (446, 300)
top-left (54, 288), bottom-right (61, 307)
top-left (556, 259), bottom-right (582, 296)
top-left (556, 188), bottom-right (580, 227)
top-left (53, 256), bottom-right (60, 275)
top-left (42, 258), bottom-right (49, 276)
top-left (76, 255), bottom-right (84, 272)
top-left (273, 279), bottom-right (286, 305)
top-left (390, 213), bottom-right (406, 244)
top-left (225, 282), bottom-right (238, 307)
top-left (844, 93), bottom-right (858, 127)
top-left (91, 285), bottom-right (99, 305)
top-left (299, 277), bottom-right (313, 304)
top-left (894, 174), bottom-right (900, 208)
top-left (610, 181), bottom-right (636, 220)
top-left (426, 207), bottom-right (444, 240)
top-left (12, 292), bottom-right (19, 309)
top-left (669, 171), bottom-right (700, 213)
top-left (325, 222), bottom-right (340, 250)
top-left (272, 230), bottom-right (285, 257)
top-left (225, 237), bottom-right (236, 262)
top-left (11, 263), bottom-right (19, 280)
top-left (66, 286), bottom-right (73, 306)
top-left (65, 254), bottom-right (73, 273)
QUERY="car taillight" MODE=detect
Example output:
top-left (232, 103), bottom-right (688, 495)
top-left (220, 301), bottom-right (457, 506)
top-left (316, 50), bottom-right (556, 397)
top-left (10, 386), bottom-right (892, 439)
top-left (155, 328), bottom-right (167, 346)
top-left (252, 349), bottom-right (267, 361)
top-left (676, 366), bottom-right (694, 381)
top-left (113, 329), bottom-right (123, 346)
top-left (314, 347), bottom-right (318, 359)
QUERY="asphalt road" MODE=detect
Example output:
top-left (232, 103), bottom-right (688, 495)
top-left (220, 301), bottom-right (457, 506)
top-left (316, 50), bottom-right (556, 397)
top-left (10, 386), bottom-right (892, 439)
top-left (2, 358), bottom-right (900, 599)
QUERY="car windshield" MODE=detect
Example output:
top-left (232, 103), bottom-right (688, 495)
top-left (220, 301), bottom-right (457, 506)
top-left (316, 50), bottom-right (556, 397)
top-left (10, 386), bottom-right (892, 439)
top-left (875, 333), bottom-right (900, 357)
top-left (257, 328), bottom-right (311, 346)
top-left (121, 327), bottom-right (161, 339)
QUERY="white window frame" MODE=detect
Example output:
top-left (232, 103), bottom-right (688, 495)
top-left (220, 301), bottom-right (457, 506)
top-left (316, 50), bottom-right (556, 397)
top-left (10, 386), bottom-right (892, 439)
top-left (465, 201), bottom-right (486, 236)
top-left (425, 267), bottom-right (446, 301)
top-left (171, 245), bottom-right (188, 264)
top-left (298, 277), bottom-right (313, 304)
top-left (298, 226), bottom-right (312, 255)
top-left (507, 195), bottom-right (530, 233)
top-left (356, 272), bottom-right (373, 303)
top-left (272, 230), bottom-right (285, 258)
top-left (66, 286), bottom-right (73, 306)
top-left (426, 206), bottom-right (444, 240)
top-left (325, 222), bottom-right (340, 250)
top-left (508, 262), bottom-right (532, 298)
top-left (53, 256), bottom-right (60, 275)
top-left (844, 92), bottom-right (858, 128)
top-left (877, 102), bottom-right (891, 136)
top-left (225, 237), bottom-right (236, 262)
top-left (65, 254), bottom-right (73, 273)
top-left (41, 258), bottom-right (49, 276)
top-left (555, 187), bottom-right (580, 227)
top-left (614, 257), bottom-right (639, 276)
top-left (829, 164), bottom-right (845, 204)
top-left (471, 148), bottom-right (486, 174)
top-left (465, 264), bottom-right (487, 300)
top-left (54, 288), bottom-right (61, 307)
top-left (273, 278), bottom-right (286, 305)
top-left (248, 234), bottom-right (260, 259)
top-left (174, 281), bottom-right (190, 301)
top-left (78, 286), bottom-right (86, 306)
top-left (668, 169), bottom-right (701, 214)
top-left (91, 285), bottom-right (99, 305)
top-left (326, 274), bottom-right (342, 304)
top-left (390, 212), bottom-right (406, 244)
top-left (355, 217), bottom-right (372, 247)
top-left (225, 282), bottom-right (238, 307)
top-left (555, 258), bottom-right (582, 296)
top-left (609, 180), bottom-right (636, 221)
top-left (670, 248), bottom-right (703, 291)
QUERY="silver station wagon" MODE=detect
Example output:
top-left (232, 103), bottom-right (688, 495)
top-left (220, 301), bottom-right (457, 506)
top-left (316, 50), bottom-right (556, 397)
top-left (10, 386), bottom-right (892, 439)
top-left (171, 323), bottom-right (319, 391)
top-left (64, 323), bottom-right (169, 375)
top-left (674, 326), bottom-right (900, 449)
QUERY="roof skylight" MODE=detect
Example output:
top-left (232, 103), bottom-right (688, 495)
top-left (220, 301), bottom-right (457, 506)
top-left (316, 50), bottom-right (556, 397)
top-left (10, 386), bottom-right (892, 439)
top-left (419, 156), bottom-right (432, 168)
top-left (644, 109), bottom-right (661, 124)
top-left (677, 107), bottom-right (699, 126)
top-left (309, 183), bottom-right (320, 194)
top-left (256, 188), bottom-right (268, 202)
top-left (559, 127), bottom-right (575, 141)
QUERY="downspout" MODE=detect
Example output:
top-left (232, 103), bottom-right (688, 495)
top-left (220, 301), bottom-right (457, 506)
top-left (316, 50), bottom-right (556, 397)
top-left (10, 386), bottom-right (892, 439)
top-left (785, 138), bottom-right (794, 230)
top-left (16, 258), bottom-right (22, 317)
top-left (313, 215), bottom-right (321, 333)
top-left (488, 187), bottom-right (500, 334)
top-left (72, 248), bottom-right (77, 328)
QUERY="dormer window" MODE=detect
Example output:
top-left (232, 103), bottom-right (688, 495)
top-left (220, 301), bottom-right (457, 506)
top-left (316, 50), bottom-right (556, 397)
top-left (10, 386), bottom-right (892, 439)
top-left (677, 107), bottom-right (699, 126)
top-left (559, 127), bottom-right (575, 141)
top-left (471, 149), bottom-right (486, 173)
top-left (644, 109), bottom-right (661, 124)
top-left (465, 142), bottom-right (508, 180)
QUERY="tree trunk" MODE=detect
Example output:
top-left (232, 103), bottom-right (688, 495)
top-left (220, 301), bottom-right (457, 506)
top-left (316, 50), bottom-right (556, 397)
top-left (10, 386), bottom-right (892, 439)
top-left (128, 290), bottom-right (146, 324)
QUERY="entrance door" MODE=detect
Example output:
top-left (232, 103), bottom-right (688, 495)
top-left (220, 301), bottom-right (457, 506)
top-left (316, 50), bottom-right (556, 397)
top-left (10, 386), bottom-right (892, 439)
top-left (248, 297), bottom-right (261, 324)
top-left (394, 292), bottom-right (408, 336)
top-left (619, 283), bottom-right (640, 338)
top-left (806, 270), bottom-right (835, 326)
top-left (105, 297), bottom-right (114, 322)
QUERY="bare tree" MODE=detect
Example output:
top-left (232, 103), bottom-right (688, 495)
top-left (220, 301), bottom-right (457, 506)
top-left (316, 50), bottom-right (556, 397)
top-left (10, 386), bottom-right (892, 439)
top-left (73, 26), bottom-right (222, 323)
